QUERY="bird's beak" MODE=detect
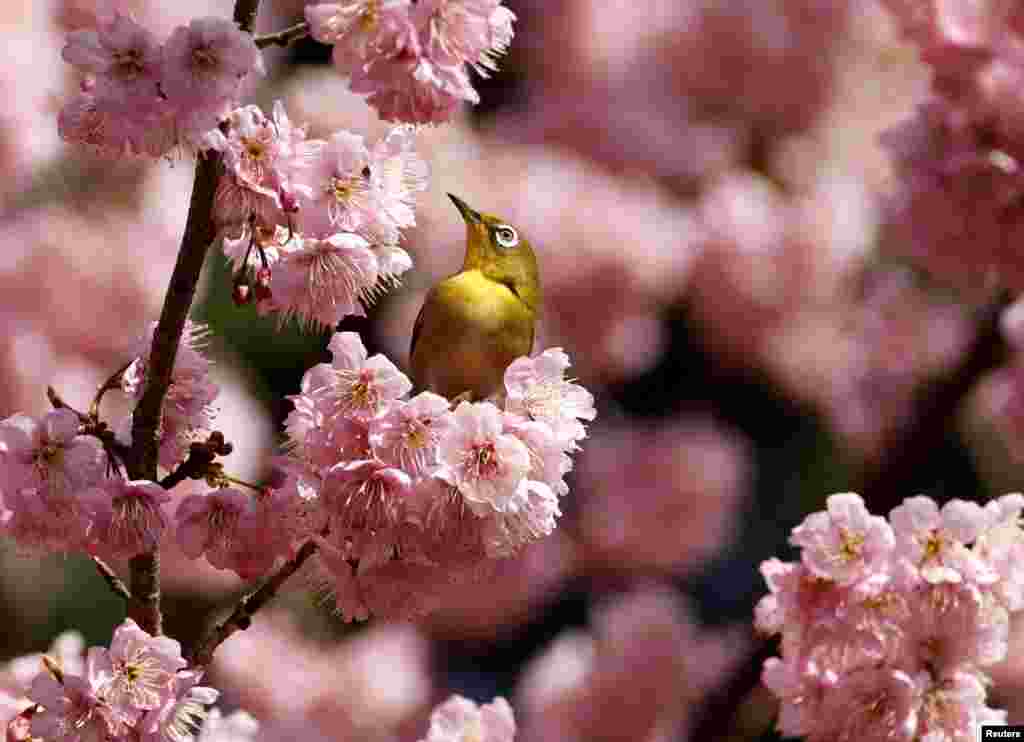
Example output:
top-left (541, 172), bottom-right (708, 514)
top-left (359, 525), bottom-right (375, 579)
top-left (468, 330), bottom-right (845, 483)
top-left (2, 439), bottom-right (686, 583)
top-left (448, 193), bottom-right (481, 225)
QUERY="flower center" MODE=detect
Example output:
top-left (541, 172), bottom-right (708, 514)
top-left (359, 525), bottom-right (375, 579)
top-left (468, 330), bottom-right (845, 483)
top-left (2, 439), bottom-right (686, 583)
top-left (329, 174), bottom-right (362, 204)
top-left (112, 49), bottom-right (146, 79)
top-left (923, 531), bottom-right (945, 561)
top-left (243, 137), bottom-right (267, 160)
top-left (360, 0), bottom-right (380, 30)
top-left (405, 418), bottom-right (431, 449)
top-left (334, 369), bottom-right (379, 416)
top-left (191, 45), bottom-right (219, 73)
top-left (468, 442), bottom-right (500, 480)
top-left (838, 528), bottom-right (864, 562)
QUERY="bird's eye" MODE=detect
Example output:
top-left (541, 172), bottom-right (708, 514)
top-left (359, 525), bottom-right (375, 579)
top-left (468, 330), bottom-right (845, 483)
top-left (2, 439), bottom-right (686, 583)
top-left (494, 225), bottom-right (519, 249)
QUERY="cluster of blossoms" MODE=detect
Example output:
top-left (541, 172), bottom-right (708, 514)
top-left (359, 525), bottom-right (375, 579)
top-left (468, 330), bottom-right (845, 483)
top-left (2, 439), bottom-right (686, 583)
top-left (206, 101), bottom-right (427, 329)
top-left (0, 320), bottom-right (216, 554)
top-left (178, 332), bottom-right (594, 620)
top-left (305, 0), bottom-right (515, 124)
top-left (59, 12), bottom-right (263, 156)
top-left (879, 0), bottom-right (1024, 291)
top-left (756, 492), bottom-right (1024, 740)
top-left (0, 324), bottom-right (594, 619)
top-left (0, 620), bottom-right (515, 742)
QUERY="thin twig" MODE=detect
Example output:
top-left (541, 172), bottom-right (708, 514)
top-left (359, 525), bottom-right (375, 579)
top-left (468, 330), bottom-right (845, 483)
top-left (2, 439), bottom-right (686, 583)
top-left (254, 20), bottom-right (310, 49)
top-left (92, 556), bottom-right (131, 601)
top-left (187, 537), bottom-right (320, 666)
top-left (89, 359), bottom-right (134, 420)
top-left (46, 386), bottom-right (89, 422)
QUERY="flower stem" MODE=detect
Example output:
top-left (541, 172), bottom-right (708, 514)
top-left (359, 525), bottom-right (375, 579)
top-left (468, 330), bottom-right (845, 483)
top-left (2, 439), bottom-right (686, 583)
top-left (186, 537), bottom-right (320, 666)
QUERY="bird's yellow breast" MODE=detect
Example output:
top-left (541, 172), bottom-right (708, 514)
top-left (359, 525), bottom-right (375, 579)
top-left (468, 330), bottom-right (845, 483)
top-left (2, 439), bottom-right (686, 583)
top-left (410, 269), bottom-right (535, 400)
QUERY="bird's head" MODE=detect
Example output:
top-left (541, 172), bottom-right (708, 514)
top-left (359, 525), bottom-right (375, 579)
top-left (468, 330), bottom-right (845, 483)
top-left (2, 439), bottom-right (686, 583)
top-left (448, 193), bottom-right (541, 312)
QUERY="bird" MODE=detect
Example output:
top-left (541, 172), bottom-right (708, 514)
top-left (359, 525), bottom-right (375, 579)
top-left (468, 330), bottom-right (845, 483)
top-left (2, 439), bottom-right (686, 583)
top-left (410, 194), bottom-right (540, 401)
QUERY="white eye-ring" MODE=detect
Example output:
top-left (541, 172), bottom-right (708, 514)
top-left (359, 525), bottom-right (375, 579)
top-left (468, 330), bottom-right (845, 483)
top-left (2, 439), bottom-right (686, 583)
top-left (494, 225), bottom-right (519, 249)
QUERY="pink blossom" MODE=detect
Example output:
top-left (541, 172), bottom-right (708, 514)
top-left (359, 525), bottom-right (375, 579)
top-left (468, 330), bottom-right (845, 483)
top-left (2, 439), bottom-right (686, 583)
top-left (438, 401), bottom-right (531, 516)
top-left (305, 1), bottom-right (417, 69)
top-left (367, 125), bottom-right (430, 241)
top-left (575, 420), bottom-right (747, 574)
top-left (481, 479), bottom-right (560, 557)
top-left (194, 709), bottom-right (259, 742)
top-left (62, 12), bottom-right (163, 102)
top-left (297, 130), bottom-right (387, 241)
top-left (761, 658), bottom-right (831, 739)
top-left (915, 671), bottom-right (1001, 742)
top-left (418, 695), bottom-right (515, 742)
top-left (57, 88), bottom-right (177, 158)
top-left (501, 415), bottom-right (571, 496)
top-left (503, 347), bottom-right (596, 449)
top-left (1, 486), bottom-right (98, 554)
top-left (514, 585), bottom-right (718, 742)
top-left (260, 458), bottom-right (329, 548)
top-left (175, 488), bottom-right (250, 569)
top-left (790, 492), bottom-right (895, 586)
top-left (122, 320), bottom-right (219, 469)
top-left (0, 409), bottom-right (104, 500)
top-left (901, 583), bottom-right (1009, 673)
top-left (262, 233), bottom-right (381, 330)
top-left (813, 666), bottom-right (924, 742)
top-left (90, 619), bottom-right (186, 723)
top-left (317, 332), bottom-right (412, 420)
top-left (88, 479), bottom-right (171, 560)
top-left (208, 104), bottom-right (298, 232)
top-left (321, 458), bottom-right (412, 537)
top-left (28, 670), bottom-right (116, 742)
top-left (890, 495), bottom-right (997, 585)
top-left (370, 391), bottom-right (453, 476)
top-left (161, 17), bottom-right (263, 105)
top-left (138, 670), bottom-right (219, 742)
top-left (415, 0), bottom-right (516, 76)
top-left (349, 53), bottom-right (477, 125)
top-left (977, 493), bottom-right (1024, 609)
top-left (1, 632), bottom-right (85, 729)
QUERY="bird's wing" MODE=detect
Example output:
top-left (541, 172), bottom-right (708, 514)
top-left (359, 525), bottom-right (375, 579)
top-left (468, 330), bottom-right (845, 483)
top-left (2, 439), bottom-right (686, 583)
top-left (409, 296), bottom-right (427, 363)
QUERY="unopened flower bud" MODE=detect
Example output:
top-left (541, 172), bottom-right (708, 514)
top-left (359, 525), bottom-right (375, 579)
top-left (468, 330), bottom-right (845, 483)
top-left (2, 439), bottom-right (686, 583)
top-left (254, 268), bottom-right (272, 302)
top-left (232, 283), bottom-right (252, 305)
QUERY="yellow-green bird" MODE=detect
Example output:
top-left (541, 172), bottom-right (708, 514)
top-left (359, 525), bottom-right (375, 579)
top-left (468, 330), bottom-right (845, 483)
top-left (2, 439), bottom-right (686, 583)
top-left (410, 194), bottom-right (540, 401)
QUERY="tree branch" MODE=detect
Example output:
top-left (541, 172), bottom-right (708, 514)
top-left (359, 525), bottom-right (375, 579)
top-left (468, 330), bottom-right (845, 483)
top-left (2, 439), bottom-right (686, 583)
top-left (255, 21), bottom-right (310, 49)
top-left (124, 0), bottom-right (265, 636)
top-left (187, 537), bottom-right (320, 666)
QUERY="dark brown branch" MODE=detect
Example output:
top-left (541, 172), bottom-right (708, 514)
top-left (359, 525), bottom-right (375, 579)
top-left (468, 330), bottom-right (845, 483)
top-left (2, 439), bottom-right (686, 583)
top-left (234, 0), bottom-right (262, 33)
top-left (123, 0), bottom-right (264, 641)
top-left (124, 152), bottom-right (221, 637)
top-left (187, 537), bottom-right (320, 666)
top-left (92, 556), bottom-right (131, 601)
top-left (254, 21), bottom-right (310, 49)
